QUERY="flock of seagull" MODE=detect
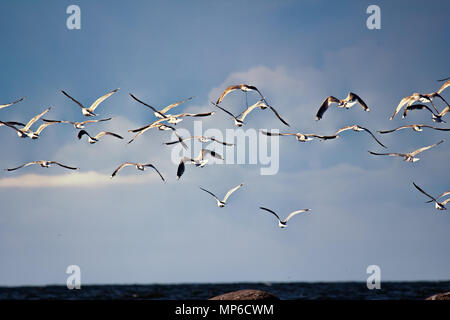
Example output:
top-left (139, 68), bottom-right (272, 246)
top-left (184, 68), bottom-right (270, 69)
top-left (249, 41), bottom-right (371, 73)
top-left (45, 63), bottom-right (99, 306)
top-left (1, 78), bottom-right (449, 227)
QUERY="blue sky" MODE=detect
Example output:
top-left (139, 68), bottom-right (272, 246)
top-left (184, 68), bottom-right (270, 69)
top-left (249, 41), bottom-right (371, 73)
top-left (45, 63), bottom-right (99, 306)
top-left (0, 0), bottom-right (450, 286)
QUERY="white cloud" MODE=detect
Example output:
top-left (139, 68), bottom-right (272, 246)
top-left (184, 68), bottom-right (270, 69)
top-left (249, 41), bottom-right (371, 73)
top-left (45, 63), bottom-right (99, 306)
top-left (0, 170), bottom-right (162, 188)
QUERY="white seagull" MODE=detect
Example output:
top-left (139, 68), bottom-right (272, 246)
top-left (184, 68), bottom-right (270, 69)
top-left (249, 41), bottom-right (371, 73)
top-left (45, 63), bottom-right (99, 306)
top-left (334, 125), bottom-right (387, 148)
top-left (129, 93), bottom-right (194, 118)
top-left (42, 117), bottom-right (112, 129)
top-left (0, 97), bottom-right (25, 110)
top-left (390, 91), bottom-right (449, 120)
top-left (128, 120), bottom-right (186, 146)
top-left (413, 182), bottom-right (448, 211)
top-left (5, 161), bottom-right (79, 172)
top-left (3, 107), bottom-right (52, 138)
top-left (368, 139), bottom-right (444, 162)
top-left (259, 207), bottom-right (311, 228)
top-left (176, 149), bottom-right (223, 180)
top-left (111, 162), bottom-right (165, 181)
top-left (378, 124), bottom-right (450, 134)
top-left (78, 129), bottom-right (123, 144)
top-left (260, 130), bottom-right (338, 141)
top-left (62, 88), bottom-right (119, 116)
top-left (199, 183), bottom-right (244, 207)
top-left (212, 100), bottom-right (289, 127)
top-left (315, 93), bottom-right (370, 121)
top-left (164, 135), bottom-right (234, 147)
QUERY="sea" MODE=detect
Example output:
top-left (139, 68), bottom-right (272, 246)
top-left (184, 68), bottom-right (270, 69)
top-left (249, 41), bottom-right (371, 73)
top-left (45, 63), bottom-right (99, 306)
top-left (0, 281), bottom-right (449, 300)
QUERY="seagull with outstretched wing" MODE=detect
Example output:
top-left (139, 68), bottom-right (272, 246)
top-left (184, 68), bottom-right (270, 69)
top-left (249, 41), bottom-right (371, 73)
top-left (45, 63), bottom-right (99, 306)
top-left (259, 207), bottom-right (311, 228)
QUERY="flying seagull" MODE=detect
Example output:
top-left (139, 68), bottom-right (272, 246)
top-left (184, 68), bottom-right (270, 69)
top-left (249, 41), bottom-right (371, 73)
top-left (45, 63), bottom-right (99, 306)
top-left (78, 129), bottom-right (123, 144)
top-left (128, 120), bottom-right (186, 146)
top-left (378, 124), bottom-right (450, 134)
top-left (212, 101), bottom-right (289, 127)
top-left (315, 93), bottom-right (370, 120)
top-left (0, 97), bottom-right (25, 110)
top-left (42, 117), bottom-right (112, 129)
top-left (215, 84), bottom-right (264, 105)
top-left (199, 183), bottom-right (243, 207)
top-left (390, 91), bottom-right (449, 120)
top-left (260, 130), bottom-right (338, 141)
top-left (5, 161), bottom-right (79, 172)
top-left (129, 93), bottom-right (195, 118)
top-left (259, 207), bottom-right (311, 228)
top-left (176, 149), bottom-right (223, 180)
top-left (3, 107), bottom-right (51, 138)
top-left (413, 182), bottom-right (448, 211)
top-left (164, 136), bottom-right (234, 147)
top-left (62, 88), bottom-right (119, 116)
top-left (111, 162), bottom-right (165, 181)
top-left (334, 125), bottom-right (387, 148)
top-left (368, 139), bottom-right (444, 162)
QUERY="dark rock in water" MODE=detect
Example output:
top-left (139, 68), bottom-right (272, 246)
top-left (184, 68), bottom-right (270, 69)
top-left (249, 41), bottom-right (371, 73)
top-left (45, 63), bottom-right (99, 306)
top-left (210, 289), bottom-right (279, 301)
top-left (426, 292), bottom-right (450, 300)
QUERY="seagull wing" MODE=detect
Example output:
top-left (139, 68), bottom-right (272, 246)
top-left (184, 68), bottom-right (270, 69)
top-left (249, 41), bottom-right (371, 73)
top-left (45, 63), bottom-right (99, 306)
top-left (77, 130), bottom-right (92, 140)
top-left (259, 207), bottom-right (281, 222)
top-left (88, 89), bottom-right (119, 112)
top-left (437, 191), bottom-right (450, 199)
top-left (238, 104), bottom-right (260, 121)
top-left (413, 182), bottom-right (438, 203)
top-left (81, 117), bottom-right (113, 125)
top-left (176, 157), bottom-right (193, 180)
top-left (334, 125), bottom-right (354, 135)
top-left (307, 134), bottom-right (339, 140)
top-left (1, 121), bottom-right (26, 127)
top-left (24, 107), bottom-right (51, 130)
top-left (129, 93), bottom-right (167, 118)
top-left (352, 92), bottom-right (370, 111)
top-left (284, 209), bottom-right (311, 223)
top-left (222, 183), bottom-right (243, 203)
top-left (216, 85), bottom-right (241, 104)
top-left (410, 139), bottom-right (444, 156)
top-left (269, 106), bottom-right (290, 126)
top-left (200, 149), bottom-right (223, 160)
top-left (368, 151), bottom-right (405, 157)
top-left (260, 130), bottom-right (295, 137)
top-left (211, 102), bottom-right (238, 120)
top-left (50, 162), bottom-right (79, 170)
top-left (390, 96), bottom-right (414, 120)
top-left (210, 137), bottom-right (234, 146)
top-left (34, 122), bottom-right (55, 135)
top-left (359, 126), bottom-right (387, 149)
top-left (199, 187), bottom-right (221, 202)
top-left (111, 162), bottom-right (135, 177)
top-left (438, 106), bottom-right (449, 117)
top-left (421, 125), bottom-right (450, 131)
top-left (61, 90), bottom-right (85, 109)
top-left (4, 161), bottom-right (36, 171)
top-left (0, 121), bottom-right (22, 132)
top-left (437, 80), bottom-right (450, 94)
top-left (316, 96), bottom-right (338, 121)
top-left (142, 164), bottom-right (165, 182)
top-left (0, 97), bottom-right (25, 109)
top-left (95, 131), bottom-right (123, 140)
top-left (378, 125), bottom-right (414, 134)
top-left (175, 112), bottom-right (215, 118)
top-left (159, 96), bottom-right (195, 114)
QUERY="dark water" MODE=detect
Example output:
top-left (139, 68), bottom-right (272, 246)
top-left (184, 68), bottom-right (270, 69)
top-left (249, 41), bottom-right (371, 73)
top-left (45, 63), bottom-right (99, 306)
top-left (0, 282), bottom-right (449, 300)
